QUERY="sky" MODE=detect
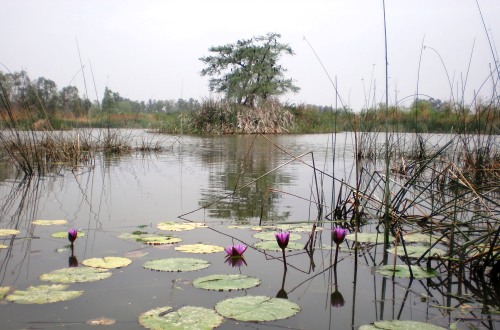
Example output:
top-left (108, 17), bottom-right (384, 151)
top-left (1, 0), bottom-right (499, 111)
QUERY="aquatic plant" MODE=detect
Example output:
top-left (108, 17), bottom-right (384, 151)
top-left (275, 231), bottom-right (290, 270)
top-left (332, 227), bottom-right (348, 268)
top-left (67, 229), bottom-right (78, 244)
top-left (224, 244), bottom-right (247, 258)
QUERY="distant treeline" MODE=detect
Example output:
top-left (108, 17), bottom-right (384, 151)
top-left (1, 70), bottom-right (498, 134)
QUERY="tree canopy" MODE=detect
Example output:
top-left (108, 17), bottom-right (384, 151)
top-left (200, 32), bottom-right (299, 107)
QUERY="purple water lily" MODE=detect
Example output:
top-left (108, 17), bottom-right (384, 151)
top-left (68, 229), bottom-right (78, 244)
top-left (332, 227), bottom-right (348, 245)
top-left (275, 231), bottom-right (290, 250)
top-left (225, 244), bottom-right (247, 258)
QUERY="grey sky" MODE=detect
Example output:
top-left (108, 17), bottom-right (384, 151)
top-left (1, 0), bottom-right (499, 111)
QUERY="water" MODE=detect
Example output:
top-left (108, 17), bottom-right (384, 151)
top-left (0, 131), bottom-right (497, 329)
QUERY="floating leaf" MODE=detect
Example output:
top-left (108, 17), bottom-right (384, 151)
top-left (0, 229), bottom-right (20, 236)
top-left (277, 223), bottom-right (323, 232)
top-left (86, 317), bottom-right (116, 325)
top-left (215, 295), bottom-right (300, 322)
top-left (187, 222), bottom-right (208, 228)
top-left (359, 320), bottom-right (446, 329)
top-left (32, 219), bottom-right (67, 226)
top-left (124, 250), bottom-right (149, 258)
top-left (0, 286), bottom-right (11, 299)
top-left (254, 241), bottom-right (304, 251)
top-left (193, 274), bottom-right (261, 291)
top-left (346, 232), bottom-right (394, 244)
top-left (376, 265), bottom-right (439, 279)
top-left (51, 231), bottom-right (86, 239)
top-left (139, 306), bottom-right (223, 330)
top-left (143, 258), bottom-right (210, 272)
top-left (157, 222), bottom-right (196, 231)
top-left (40, 267), bottom-right (112, 283)
top-left (138, 236), bottom-right (182, 245)
top-left (386, 246), bottom-right (447, 259)
top-left (403, 233), bottom-right (443, 244)
top-left (82, 257), bottom-right (132, 269)
top-left (250, 225), bottom-right (277, 231)
top-left (252, 232), bottom-right (301, 241)
top-left (0, 244), bottom-right (8, 249)
top-left (5, 284), bottom-right (82, 304)
top-left (175, 244), bottom-right (224, 254)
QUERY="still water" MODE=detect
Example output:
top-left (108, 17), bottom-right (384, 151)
top-left (0, 131), bottom-right (496, 329)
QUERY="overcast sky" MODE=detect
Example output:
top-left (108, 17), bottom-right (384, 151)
top-left (1, 0), bottom-right (499, 111)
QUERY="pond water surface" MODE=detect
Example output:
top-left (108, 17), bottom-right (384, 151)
top-left (0, 131), bottom-right (497, 329)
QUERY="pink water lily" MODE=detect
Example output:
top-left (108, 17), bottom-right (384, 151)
top-left (275, 231), bottom-right (290, 250)
top-left (68, 229), bottom-right (78, 244)
top-left (225, 244), bottom-right (247, 257)
top-left (332, 227), bottom-right (348, 245)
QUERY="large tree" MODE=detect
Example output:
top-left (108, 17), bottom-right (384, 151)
top-left (200, 32), bottom-right (299, 107)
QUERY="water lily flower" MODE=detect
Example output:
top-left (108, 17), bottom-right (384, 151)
top-left (225, 244), bottom-right (247, 258)
top-left (275, 231), bottom-right (290, 250)
top-left (332, 227), bottom-right (348, 245)
top-left (68, 229), bottom-right (78, 244)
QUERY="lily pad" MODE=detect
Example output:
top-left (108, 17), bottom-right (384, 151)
top-left (277, 223), bottom-right (323, 232)
top-left (0, 286), bottom-right (11, 299)
top-left (376, 265), bottom-right (439, 279)
top-left (157, 222), bottom-right (196, 231)
top-left (403, 233), bottom-right (443, 244)
top-left (0, 229), bottom-right (20, 236)
top-left (386, 246), bottom-right (447, 259)
top-left (139, 306), bottom-right (223, 330)
top-left (193, 274), bottom-right (261, 291)
top-left (175, 244), bottom-right (224, 254)
top-left (5, 284), bottom-right (83, 304)
top-left (86, 317), bottom-right (116, 325)
top-left (254, 240), bottom-right (304, 251)
top-left (252, 232), bottom-right (301, 241)
top-left (143, 258), bottom-right (210, 272)
top-left (359, 320), bottom-right (446, 329)
top-left (40, 267), bottom-right (112, 283)
top-left (0, 244), bottom-right (8, 249)
top-left (346, 232), bottom-right (394, 244)
top-left (32, 219), bottom-right (67, 226)
top-left (215, 295), bottom-right (300, 322)
top-left (82, 256), bottom-right (132, 269)
top-left (51, 231), bottom-right (86, 239)
top-left (138, 236), bottom-right (182, 245)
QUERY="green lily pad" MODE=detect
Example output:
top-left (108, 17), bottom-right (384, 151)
top-left (51, 231), bottom-right (86, 239)
top-left (376, 265), bottom-right (439, 279)
top-left (346, 232), bottom-right (394, 244)
top-left (359, 320), bottom-right (446, 329)
top-left (32, 219), bottom-right (67, 226)
top-left (82, 256), bottom-right (132, 269)
top-left (0, 229), bottom-right (20, 236)
top-left (0, 286), bottom-right (11, 299)
top-left (0, 244), bottom-right (8, 249)
top-left (252, 232), bottom-right (301, 241)
top-left (139, 306), bottom-right (223, 330)
top-left (40, 267), bottom-right (112, 283)
top-left (143, 258), bottom-right (210, 272)
top-left (175, 244), bottom-right (224, 254)
top-left (138, 236), bottom-right (182, 245)
top-left (157, 222), bottom-right (196, 231)
top-left (193, 274), bottom-right (261, 291)
top-left (5, 284), bottom-right (83, 304)
top-left (250, 225), bottom-right (277, 231)
top-left (403, 233), bottom-right (443, 244)
top-left (254, 241), bottom-right (304, 251)
top-left (277, 223), bottom-right (323, 232)
top-left (386, 246), bottom-right (447, 259)
top-left (215, 295), bottom-right (300, 322)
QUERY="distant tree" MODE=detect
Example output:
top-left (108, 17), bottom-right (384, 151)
top-left (199, 32), bottom-right (299, 107)
top-left (33, 77), bottom-right (59, 113)
top-left (60, 86), bottom-right (82, 115)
